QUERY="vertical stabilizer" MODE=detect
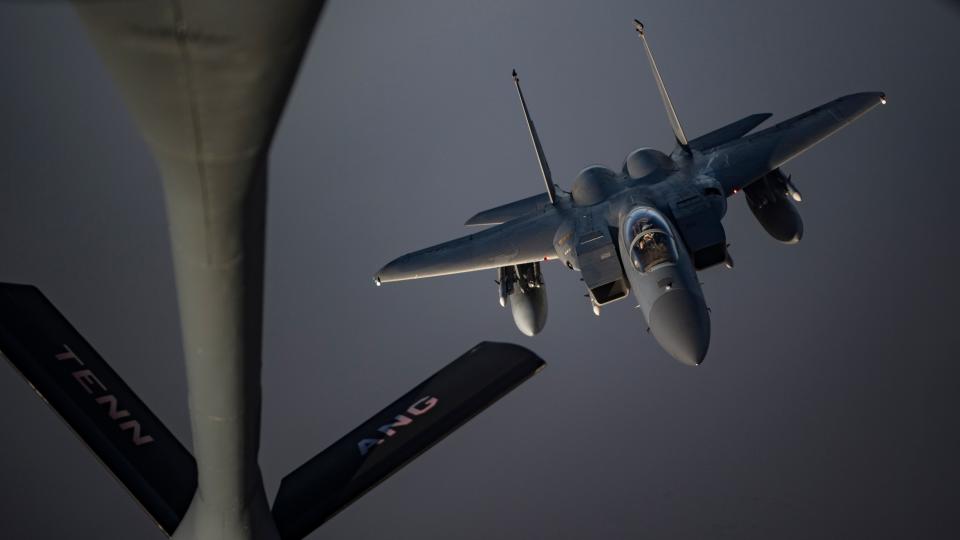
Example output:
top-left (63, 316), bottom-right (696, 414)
top-left (633, 20), bottom-right (689, 148)
top-left (512, 70), bottom-right (558, 204)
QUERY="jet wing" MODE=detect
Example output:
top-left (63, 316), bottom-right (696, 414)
top-left (376, 209), bottom-right (562, 283)
top-left (703, 92), bottom-right (886, 194)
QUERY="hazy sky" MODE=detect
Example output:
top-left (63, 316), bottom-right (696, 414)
top-left (2, 1), bottom-right (959, 538)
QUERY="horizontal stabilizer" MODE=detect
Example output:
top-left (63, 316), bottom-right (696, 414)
top-left (0, 283), bottom-right (197, 536)
top-left (464, 193), bottom-right (552, 226)
top-left (688, 113), bottom-right (772, 151)
top-left (271, 341), bottom-right (546, 539)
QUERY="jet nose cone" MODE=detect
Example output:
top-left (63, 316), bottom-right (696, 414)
top-left (648, 289), bottom-right (711, 366)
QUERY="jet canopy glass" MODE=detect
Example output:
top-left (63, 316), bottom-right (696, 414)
top-left (622, 207), bottom-right (678, 272)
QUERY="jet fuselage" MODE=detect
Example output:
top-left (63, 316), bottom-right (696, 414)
top-left (548, 149), bottom-right (721, 365)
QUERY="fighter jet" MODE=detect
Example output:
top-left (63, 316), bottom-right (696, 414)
top-left (375, 20), bottom-right (887, 366)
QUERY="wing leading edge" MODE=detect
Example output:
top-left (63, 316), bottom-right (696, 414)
top-left (705, 92), bottom-right (886, 194)
top-left (376, 209), bottom-right (562, 284)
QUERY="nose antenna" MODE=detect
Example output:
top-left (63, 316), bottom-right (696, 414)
top-left (512, 69), bottom-right (558, 204)
top-left (633, 19), bottom-right (689, 149)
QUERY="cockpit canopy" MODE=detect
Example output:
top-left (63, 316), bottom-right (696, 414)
top-left (622, 207), bottom-right (679, 273)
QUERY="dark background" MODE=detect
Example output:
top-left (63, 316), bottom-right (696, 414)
top-left (1, 1), bottom-right (958, 538)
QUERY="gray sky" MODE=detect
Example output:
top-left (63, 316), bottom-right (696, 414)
top-left (1, 0), bottom-right (959, 538)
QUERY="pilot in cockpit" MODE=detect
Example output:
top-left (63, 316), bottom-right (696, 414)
top-left (625, 208), bottom-right (677, 273)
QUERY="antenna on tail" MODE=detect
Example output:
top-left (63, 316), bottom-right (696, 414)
top-left (512, 69), bottom-right (558, 204)
top-left (633, 20), bottom-right (689, 149)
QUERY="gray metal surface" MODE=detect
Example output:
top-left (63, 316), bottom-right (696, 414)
top-left (72, 2), bottom-right (323, 538)
top-left (377, 209), bottom-right (563, 282)
top-left (687, 113), bottom-right (773, 152)
top-left (465, 193), bottom-right (552, 227)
